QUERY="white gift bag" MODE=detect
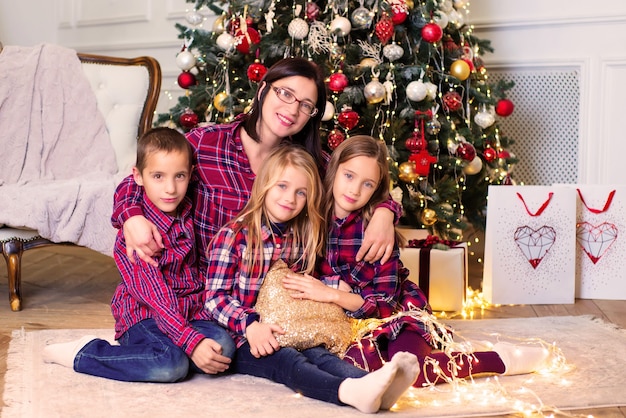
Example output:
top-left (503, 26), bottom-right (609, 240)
top-left (571, 185), bottom-right (626, 299)
top-left (483, 185), bottom-right (577, 304)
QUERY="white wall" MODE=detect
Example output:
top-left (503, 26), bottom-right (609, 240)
top-left (2, 0), bottom-right (625, 185)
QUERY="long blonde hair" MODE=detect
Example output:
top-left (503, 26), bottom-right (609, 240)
top-left (233, 144), bottom-right (325, 275)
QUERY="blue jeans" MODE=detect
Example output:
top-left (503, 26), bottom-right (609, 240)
top-left (234, 342), bottom-right (367, 405)
top-left (74, 319), bottom-right (235, 382)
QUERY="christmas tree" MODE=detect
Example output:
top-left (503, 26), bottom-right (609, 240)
top-left (158, 0), bottom-right (517, 239)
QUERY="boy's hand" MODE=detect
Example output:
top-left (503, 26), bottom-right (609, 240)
top-left (245, 321), bottom-right (283, 358)
top-left (190, 338), bottom-right (232, 374)
top-left (123, 215), bottom-right (164, 266)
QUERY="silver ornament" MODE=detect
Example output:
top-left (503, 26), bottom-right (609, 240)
top-left (185, 10), bottom-right (204, 26)
top-left (364, 79), bottom-right (386, 104)
top-left (383, 43), bottom-right (404, 62)
top-left (351, 7), bottom-right (373, 30)
top-left (406, 80), bottom-right (427, 101)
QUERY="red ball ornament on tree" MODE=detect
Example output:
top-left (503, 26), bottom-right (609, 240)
top-left (179, 108), bottom-right (199, 129)
top-left (442, 91), bottom-right (463, 112)
top-left (328, 72), bottom-right (349, 93)
top-left (495, 99), bottom-right (515, 117)
top-left (234, 26), bottom-right (261, 54)
top-left (177, 71), bottom-right (197, 89)
top-left (483, 147), bottom-right (497, 162)
top-left (498, 150), bottom-right (511, 159)
top-left (421, 23), bottom-right (443, 43)
top-left (337, 107), bottom-right (360, 130)
top-left (327, 129), bottom-right (346, 150)
top-left (456, 142), bottom-right (476, 161)
top-left (247, 61), bottom-right (267, 82)
top-left (405, 131), bottom-right (426, 153)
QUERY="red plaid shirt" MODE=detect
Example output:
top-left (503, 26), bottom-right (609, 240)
top-left (112, 118), bottom-right (401, 274)
top-left (111, 192), bottom-right (211, 356)
top-left (317, 211), bottom-right (431, 320)
top-left (204, 220), bottom-right (303, 347)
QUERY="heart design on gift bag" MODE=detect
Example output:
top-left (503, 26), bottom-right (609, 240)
top-left (576, 222), bottom-right (618, 264)
top-left (514, 225), bottom-right (556, 269)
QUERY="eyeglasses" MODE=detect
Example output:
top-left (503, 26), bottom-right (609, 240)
top-left (271, 85), bottom-right (318, 117)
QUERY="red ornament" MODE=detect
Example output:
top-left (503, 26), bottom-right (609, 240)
top-left (327, 129), bottom-right (346, 150)
top-left (179, 108), bottom-right (199, 129)
top-left (247, 61), bottom-right (267, 82)
top-left (328, 72), bottom-right (349, 93)
top-left (234, 26), bottom-right (261, 54)
top-left (177, 71), bottom-right (197, 89)
top-left (495, 99), bottom-right (515, 116)
top-left (442, 91), bottom-right (463, 112)
top-left (421, 23), bottom-right (443, 43)
top-left (306, 2), bottom-right (321, 20)
top-left (483, 147), bottom-right (497, 162)
top-left (498, 150), bottom-right (511, 159)
top-left (409, 150), bottom-right (437, 176)
top-left (337, 107), bottom-right (360, 130)
top-left (456, 142), bottom-right (476, 161)
top-left (405, 131), bottom-right (426, 153)
top-left (375, 14), bottom-right (394, 44)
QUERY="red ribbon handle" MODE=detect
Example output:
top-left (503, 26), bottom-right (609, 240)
top-left (516, 192), bottom-right (554, 217)
top-left (576, 189), bottom-right (616, 214)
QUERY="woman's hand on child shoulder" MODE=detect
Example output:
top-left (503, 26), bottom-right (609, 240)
top-left (246, 321), bottom-right (284, 358)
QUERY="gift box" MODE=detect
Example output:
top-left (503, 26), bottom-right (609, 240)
top-left (398, 228), bottom-right (468, 312)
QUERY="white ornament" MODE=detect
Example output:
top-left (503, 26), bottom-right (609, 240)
top-left (364, 78), bottom-right (386, 104)
top-left (463, 156), bottom-right (483, 175)
top-left (216, 33), bottom-right (236, 51)
top-left (288, 18), bottom-right (309, 40)
top-left (382, 43), bottom-right (404, 62)
top-left (448, 10), bottom-right (464, 27)
top-left (454, 0), bottom-right (468, 8)
top-left (406, 80), bottom-right (428, 102)
top-left (424, 81), bottom-right (438, 100)
top-left (322, 101), bottom-right (335, 121)
top-left (329, 16), bottom-right (352, 36)
top-left (175, 51), bottom-right (197, 71)
top-left (185, 10), bottom-right (204, 26)
top-left (474, 110), bottom-right (495, 129)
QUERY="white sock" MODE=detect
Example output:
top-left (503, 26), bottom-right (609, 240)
top-left (492, 341), bottom-right (550, 376)
top-left (338, 359), bottom-right (398, 413)
top-left (380, 352), bottom-right (420, 410)
top-left (42, 335), bottom-right (97, 368)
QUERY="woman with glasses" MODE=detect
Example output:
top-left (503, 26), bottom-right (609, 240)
top-left (112, 57), bottom-right (400, 282)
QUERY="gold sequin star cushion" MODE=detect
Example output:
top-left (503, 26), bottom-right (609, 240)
top-left (255, 260), bottom-right (353, 355)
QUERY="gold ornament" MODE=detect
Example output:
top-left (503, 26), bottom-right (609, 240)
top-left (213, 14), bottom-right (227, 34)
top-left (398, 161), bottom-right (418, 183)
top-left (359, 58), bottom-right (379, 69)
top-left (421, 208), bottom-right (438, 226)
top-left (450, 59), bottom-right (471, 81)
top-left (405, 0), bottom-right (414, 9)
top-left (213, 91), bottom-right (228, 113)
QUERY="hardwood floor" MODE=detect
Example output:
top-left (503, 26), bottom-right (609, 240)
top-left (1, 245), bottom-right (625, 417)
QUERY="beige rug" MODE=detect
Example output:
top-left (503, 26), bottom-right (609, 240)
top-left (3, 316), bottom-right (626, 418)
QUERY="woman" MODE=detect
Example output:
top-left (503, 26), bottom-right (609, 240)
top-left (112, 57), bottom-right (399, 273)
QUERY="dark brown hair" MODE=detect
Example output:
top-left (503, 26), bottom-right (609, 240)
top-left (242, 57), bottom-right (326, 171)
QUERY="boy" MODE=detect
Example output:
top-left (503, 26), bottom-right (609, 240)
top-left (43, 127), bottom-right (235, 382)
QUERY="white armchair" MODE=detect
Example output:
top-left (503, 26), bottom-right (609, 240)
top-left (0, 47), bottom-right (161, 311)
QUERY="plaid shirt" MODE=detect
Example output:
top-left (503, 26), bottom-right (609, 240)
top-left (112, 118), bottom-right (255, 275)
top-left (204, 220), bottom-right (302, 347)
top-left (111, 192), bottom-right (211, 356)
top-left (317, 211), bottom-right (431, 320)
top-left (112, 118), bottom-right (401, 274)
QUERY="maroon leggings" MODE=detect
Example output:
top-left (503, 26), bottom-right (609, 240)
top-left (387, 329), bottom-right (506, 387)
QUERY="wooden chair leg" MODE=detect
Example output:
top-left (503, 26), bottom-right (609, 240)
top-left (2, 240), bottom-right (23, 311)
